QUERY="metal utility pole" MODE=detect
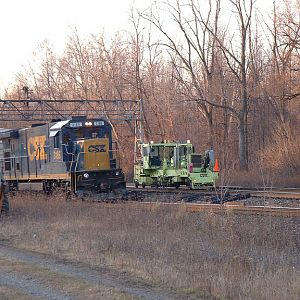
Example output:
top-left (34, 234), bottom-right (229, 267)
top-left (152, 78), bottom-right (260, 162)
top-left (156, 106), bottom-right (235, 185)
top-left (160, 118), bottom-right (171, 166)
top-left (0, 99), bottom-right (141, 122)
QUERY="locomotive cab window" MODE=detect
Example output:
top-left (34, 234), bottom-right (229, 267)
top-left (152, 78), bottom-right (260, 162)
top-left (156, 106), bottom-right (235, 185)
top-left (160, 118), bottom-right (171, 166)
top-left (4, 151), bottom-right (11, 171)
top-left (74, 128), bottom-right (84, 139)
top-left (53, 132), bottom-right (60, 148)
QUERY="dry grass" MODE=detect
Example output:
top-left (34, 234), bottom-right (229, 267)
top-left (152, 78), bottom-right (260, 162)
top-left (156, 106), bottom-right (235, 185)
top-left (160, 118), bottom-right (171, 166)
top-left (1, 193), bottom-right (299, 299)
top-left (229, 169), bottom-right (300, 188)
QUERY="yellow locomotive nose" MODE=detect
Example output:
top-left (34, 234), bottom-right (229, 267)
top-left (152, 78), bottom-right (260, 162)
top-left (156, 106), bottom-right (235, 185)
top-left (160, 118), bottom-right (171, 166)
top-left (83, 138), bottom-right (110, 171)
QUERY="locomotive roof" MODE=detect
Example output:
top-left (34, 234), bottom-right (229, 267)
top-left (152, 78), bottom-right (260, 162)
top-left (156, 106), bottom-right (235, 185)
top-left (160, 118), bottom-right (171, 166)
top-left (49, 120), bottom-right (70, 137)
top-left (0, 128), bottom-right (12, 133)
top-left (0, 118), bottom-right (110, 140)
top-left (50, 120), bottom-right (70, 131)
top-left (0, 128), bottom-right (17, 139)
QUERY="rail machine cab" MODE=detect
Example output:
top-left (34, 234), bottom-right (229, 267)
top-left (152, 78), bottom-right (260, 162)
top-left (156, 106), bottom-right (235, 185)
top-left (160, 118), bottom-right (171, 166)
top-left (134, 140), bottom-right (219, 189)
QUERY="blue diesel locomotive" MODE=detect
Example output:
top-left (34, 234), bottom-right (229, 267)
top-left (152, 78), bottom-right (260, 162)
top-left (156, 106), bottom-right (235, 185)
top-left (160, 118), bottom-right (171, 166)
top-left (0, 117), bottom-right (126, 197)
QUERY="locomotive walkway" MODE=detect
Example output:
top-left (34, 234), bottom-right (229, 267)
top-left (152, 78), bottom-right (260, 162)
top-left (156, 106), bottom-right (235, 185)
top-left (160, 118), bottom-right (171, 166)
top-left (0, 245), bottom-right (180, 300)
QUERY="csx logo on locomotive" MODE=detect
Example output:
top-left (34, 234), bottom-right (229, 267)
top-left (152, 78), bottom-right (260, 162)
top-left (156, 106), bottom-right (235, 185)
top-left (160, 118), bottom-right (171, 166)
top-left (28, 135), bottom-right (47, 161)
top-left (88, 144), bottom-right (106, 153)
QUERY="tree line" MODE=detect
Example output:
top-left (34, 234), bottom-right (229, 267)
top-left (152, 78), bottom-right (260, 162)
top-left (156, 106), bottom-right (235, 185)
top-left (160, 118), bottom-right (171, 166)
top-left (4, 0), bottom-right (300, 180)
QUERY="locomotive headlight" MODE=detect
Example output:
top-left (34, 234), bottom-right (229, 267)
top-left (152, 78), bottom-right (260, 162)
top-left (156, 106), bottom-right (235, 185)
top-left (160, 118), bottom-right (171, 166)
top-left (115, 171), bottom-right (120, 176)
top-left (83, 173), bottom-right (90, 179)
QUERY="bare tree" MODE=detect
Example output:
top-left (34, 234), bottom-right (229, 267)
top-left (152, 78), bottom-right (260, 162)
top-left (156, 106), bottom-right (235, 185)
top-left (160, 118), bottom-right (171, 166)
top-left (139, 0), bottom-right (222, 148)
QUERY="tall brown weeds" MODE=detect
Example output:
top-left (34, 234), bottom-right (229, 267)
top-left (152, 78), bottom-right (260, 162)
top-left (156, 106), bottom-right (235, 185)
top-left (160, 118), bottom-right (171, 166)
top-left (0, 193), bottom-right (299, 299)
top-left (259, 126), bottom-right (300, 181)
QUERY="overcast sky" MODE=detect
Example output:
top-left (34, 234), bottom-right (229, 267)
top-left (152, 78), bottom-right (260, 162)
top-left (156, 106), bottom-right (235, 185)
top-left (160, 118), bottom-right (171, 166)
top-left (0, 0), bottom-right (274, 96)
top-left (0, 0), bottom-right (149, 94)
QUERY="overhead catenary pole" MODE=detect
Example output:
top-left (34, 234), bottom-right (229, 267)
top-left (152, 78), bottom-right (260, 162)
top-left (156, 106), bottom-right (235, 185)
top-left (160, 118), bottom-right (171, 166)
top-left (133, 99), bottom-right (144, 164)
top-left (0, 98), bottom-right (144, 167)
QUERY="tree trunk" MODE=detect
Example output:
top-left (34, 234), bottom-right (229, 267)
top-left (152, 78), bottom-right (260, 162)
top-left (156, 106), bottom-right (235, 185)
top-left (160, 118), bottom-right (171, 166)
top-left (238, 116), bottom-right (248, 170)
top-left (207, 111), bottom-right (214, 149)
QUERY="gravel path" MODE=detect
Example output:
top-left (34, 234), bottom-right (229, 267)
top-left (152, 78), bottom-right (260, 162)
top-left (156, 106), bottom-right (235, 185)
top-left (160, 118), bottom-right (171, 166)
top-left (0, 271), bottom-right (73, 300)
top-left (0, 245), bottom-right (177, 300)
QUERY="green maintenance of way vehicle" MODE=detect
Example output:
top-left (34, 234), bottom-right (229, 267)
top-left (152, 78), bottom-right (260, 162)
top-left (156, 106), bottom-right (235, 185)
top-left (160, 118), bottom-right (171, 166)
top-left (134, 140), bottom-right (219, 189)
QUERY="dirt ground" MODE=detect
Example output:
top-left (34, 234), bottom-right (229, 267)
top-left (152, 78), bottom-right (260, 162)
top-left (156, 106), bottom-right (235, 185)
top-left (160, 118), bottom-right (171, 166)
top-left (0, 244), bottom-right (179, 300)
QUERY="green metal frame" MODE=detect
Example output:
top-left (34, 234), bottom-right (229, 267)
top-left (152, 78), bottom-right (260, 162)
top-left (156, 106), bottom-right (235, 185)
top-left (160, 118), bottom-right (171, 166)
top-left (134, 141), bottom-right (218, 189)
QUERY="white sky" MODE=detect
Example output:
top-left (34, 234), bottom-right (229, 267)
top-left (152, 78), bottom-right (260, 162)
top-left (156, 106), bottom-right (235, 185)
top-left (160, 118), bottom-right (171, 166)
top-left (0, 0), bottom-right (149, 94)
top-left (0, 0), bottom-right (274, 96)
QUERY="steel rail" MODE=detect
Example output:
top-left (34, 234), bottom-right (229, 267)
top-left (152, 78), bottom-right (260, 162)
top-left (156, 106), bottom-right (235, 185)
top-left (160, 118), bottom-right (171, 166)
top-left (126, 184), bottom-right (300, 199)
top-left (127, 183), bottom-right (300, 191)
top-left (124, 201), bottom-right (300, 217)
top-left (217, 186), bottom-right (300, 192)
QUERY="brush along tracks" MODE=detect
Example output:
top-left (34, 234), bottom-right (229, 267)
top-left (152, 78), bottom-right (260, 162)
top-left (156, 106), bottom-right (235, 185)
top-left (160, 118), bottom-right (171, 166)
top-left (124, 185), bottom-right (300, 217)
top-left (126, 185), bottom-right (300, 203)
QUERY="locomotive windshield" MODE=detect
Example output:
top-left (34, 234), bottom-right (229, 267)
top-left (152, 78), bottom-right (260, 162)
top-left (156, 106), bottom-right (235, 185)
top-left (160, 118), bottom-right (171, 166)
top-left (72, 127), bottom-right (103, 140)
top-left (61, 127), bottom-right (109, 146)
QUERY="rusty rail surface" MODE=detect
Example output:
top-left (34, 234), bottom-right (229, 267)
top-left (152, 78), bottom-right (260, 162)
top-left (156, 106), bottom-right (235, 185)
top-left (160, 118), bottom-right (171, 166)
top-left (123, 201), bottom-right (300, 217)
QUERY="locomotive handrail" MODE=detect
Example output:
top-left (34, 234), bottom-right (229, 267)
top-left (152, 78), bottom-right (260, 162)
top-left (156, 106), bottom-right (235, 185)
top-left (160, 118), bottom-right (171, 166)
top-left (0, 155), bottom-right (29, 161)
top-left (61, 144), bottom-right (74, 155)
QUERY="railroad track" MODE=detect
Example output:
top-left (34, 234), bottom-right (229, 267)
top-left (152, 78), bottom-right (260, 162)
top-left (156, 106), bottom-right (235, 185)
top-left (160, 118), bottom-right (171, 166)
top-left (122, 201), bottom-right (300, 217)
top-left (123, 184), bottom-right (300, 217)
top-left (127, 183), bottom-right (300, 191)
top-left (219, 186), bottom-right (300, 199)
top-left (126, 184), bottom-right (300, 199)
top-left (11, 185), bottom-right (300, 217)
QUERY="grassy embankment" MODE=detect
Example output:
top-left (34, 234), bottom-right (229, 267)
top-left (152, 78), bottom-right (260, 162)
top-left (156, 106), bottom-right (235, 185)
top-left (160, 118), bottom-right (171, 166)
top-left (0, 193), bottom-right (299, 299)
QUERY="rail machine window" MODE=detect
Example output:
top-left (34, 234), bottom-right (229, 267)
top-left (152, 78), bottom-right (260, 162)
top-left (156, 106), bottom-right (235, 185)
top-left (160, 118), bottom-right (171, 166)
top-left (149, 145), bottom-right (163, 167)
